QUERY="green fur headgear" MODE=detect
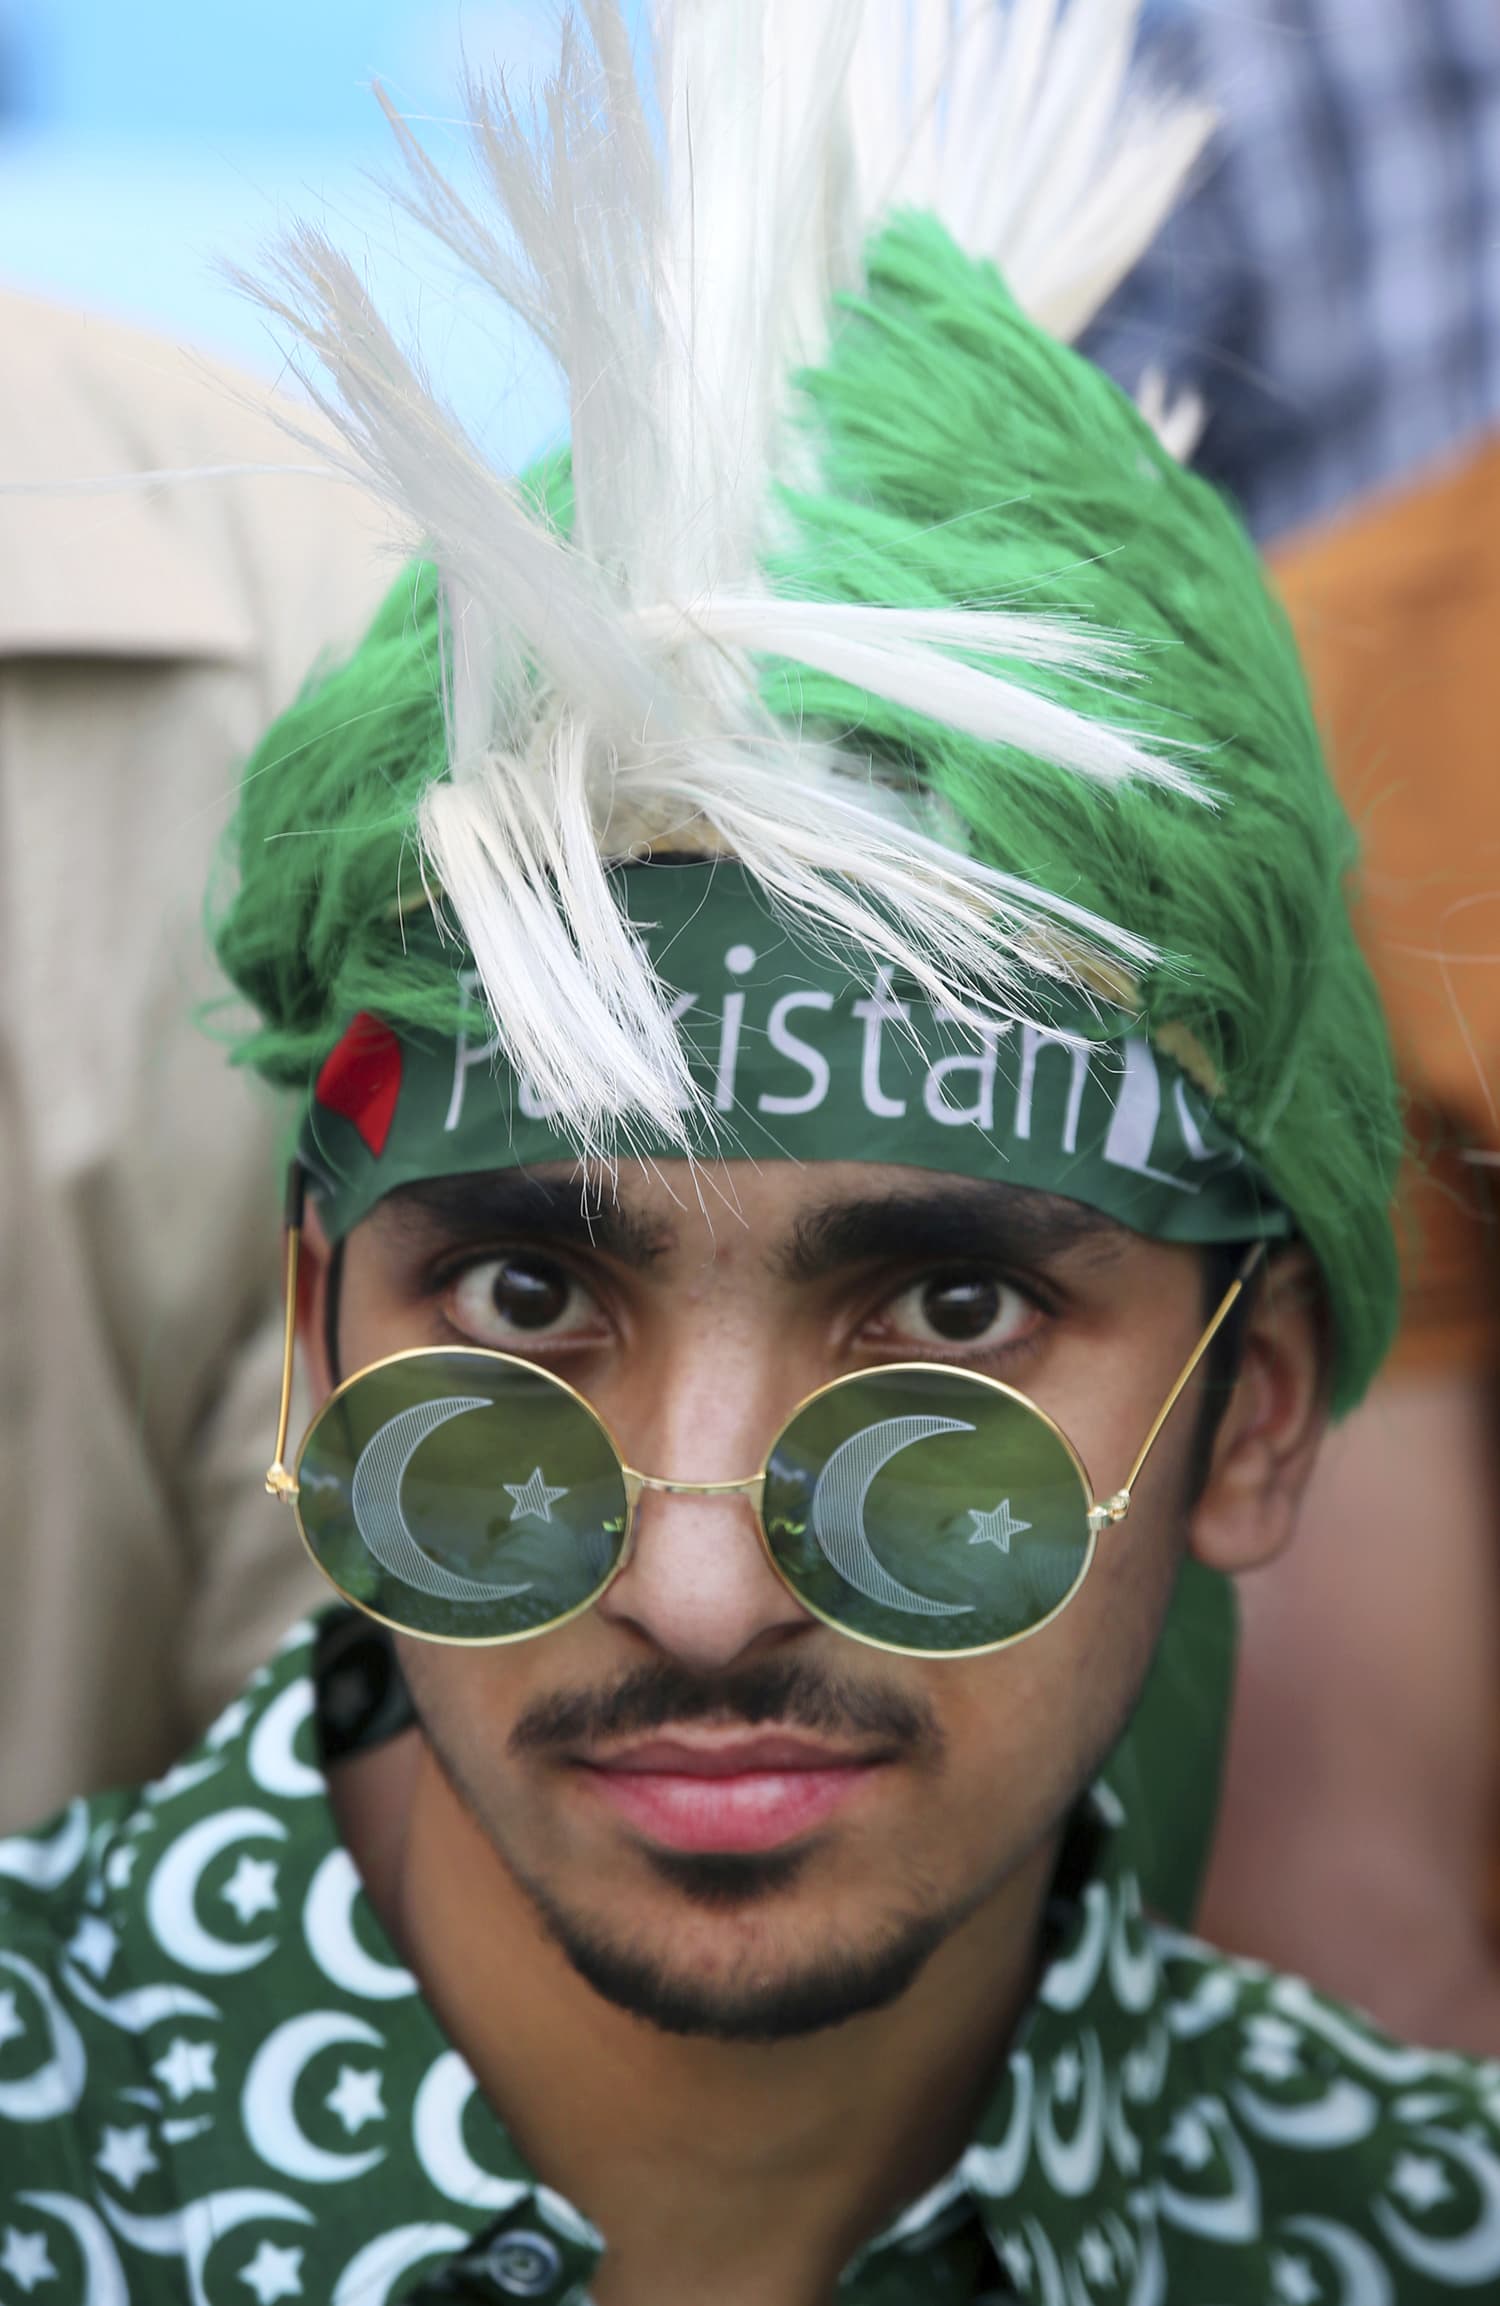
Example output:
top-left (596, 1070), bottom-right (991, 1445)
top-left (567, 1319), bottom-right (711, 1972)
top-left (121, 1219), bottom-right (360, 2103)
top-left (214, 1), bottom-right (1400, 1411)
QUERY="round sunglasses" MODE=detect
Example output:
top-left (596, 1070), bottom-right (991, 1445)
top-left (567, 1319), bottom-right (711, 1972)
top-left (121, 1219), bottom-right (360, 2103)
top-left (266, 1178), bottom-right (1260, 1660)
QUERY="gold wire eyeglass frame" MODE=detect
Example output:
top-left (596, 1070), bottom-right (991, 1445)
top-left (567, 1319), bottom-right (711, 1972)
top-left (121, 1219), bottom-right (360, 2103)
top-left (263, 1178), bottom-right (1264, 1659)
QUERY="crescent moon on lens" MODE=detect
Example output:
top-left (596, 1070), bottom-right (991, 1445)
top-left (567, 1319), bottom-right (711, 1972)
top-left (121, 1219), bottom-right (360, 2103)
top-left (1282, 2216), bottom-right (1394, 2306)
top-left (352, 1398), bottom-right (534, 1605)
top-left (242, 2010), bottom-right (386, 2183)
top-left (0, 1954), bottom-right (87, 2122)
top-left (18, 2192), bottom-right (128, 2306)
top-left (809, 1416), bottom-right (975, 1616)
top-left (332, 2223), bottom-right (470, 2305)
top-left (1374, 2125), bottom-right (1500, 2282)
top-left (145, 1808), bottom-right (286, 1975)
top-left (304, 1850), bottom-right (416, 2001)
top-left (414, 2050), bottom-right (531, 2211)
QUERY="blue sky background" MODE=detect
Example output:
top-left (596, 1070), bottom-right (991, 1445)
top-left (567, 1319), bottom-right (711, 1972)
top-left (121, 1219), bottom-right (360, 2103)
top-left (0, 1), bottom-right (605, 465)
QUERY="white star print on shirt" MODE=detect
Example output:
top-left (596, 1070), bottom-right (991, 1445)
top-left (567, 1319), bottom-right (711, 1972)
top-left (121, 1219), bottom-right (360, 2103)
top-left (0, 2229), bottom-right (55, 2295)
top-left (1242, 2014), bottom-right (1304, 2082)
top-left (220, 1855), bottom-right (280, 1925)
top-left (94, 2122), bottom-right (160, 2192)
top-left (1079, 2231), bottom-right (1114, 2284)
top-left (1052, 2046), bottom-right (1083, 2103)
top-left (1164, 2107), bottom-right (1214, 2171)
top-left (238, 2239), bottom-right (305, 2303)
top-left (152, 2037), bottom-right (217, 2103)
top-left (325, 2066), bottom-right (385, 2135)
top-left (65, 1915), bottom-right (118, 1980)
top-left (1389, 2150), bottom-right (1454, 2213)
top-left (1270, 2252), bottom-right (1320, 2306)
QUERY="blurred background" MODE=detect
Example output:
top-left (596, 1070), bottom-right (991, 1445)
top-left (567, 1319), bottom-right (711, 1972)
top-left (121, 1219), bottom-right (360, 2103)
top-left (0, 0), bottom-right (590, 465)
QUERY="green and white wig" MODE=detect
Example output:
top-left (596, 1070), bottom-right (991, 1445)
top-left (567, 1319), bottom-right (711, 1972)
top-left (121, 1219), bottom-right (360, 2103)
top-left (216, 0), bottom-right (1401, 1411)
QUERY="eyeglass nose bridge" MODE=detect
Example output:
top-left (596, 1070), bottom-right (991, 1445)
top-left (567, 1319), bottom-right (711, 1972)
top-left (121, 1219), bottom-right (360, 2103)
top-left (622, 1468), bottom-right (767, 1509)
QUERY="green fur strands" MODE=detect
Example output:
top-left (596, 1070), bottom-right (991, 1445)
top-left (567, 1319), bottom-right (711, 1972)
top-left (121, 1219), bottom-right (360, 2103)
top-left (213, 217), bottom-right (1400, 1412)
top-left (772, 213), bottom-right (1402, 1408)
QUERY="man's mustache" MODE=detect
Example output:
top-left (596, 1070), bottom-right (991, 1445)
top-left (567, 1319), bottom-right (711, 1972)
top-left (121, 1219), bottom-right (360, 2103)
top-left (510, 1659), bottom-right (940, 1758)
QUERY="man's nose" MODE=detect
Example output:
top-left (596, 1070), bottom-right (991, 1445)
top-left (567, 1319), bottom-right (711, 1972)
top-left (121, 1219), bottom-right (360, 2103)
top-left (596, 1481), bottom-right (813, 1669)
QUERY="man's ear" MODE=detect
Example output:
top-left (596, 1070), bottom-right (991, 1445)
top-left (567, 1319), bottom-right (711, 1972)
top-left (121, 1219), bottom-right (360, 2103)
top-left (1189, 1246), bottom-right (1331, 1576)
top-left (293, 1200), bottom-right (337, 1402)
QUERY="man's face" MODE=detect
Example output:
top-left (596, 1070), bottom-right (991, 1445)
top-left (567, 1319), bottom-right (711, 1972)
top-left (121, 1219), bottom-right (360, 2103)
top-left (309, 1162), bottom-right (1258, 2040)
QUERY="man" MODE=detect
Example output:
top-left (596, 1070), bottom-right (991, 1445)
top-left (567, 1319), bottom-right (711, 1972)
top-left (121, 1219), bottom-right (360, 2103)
top-left (1, 5), bottom-right (1493, 2300)
top-left (0, 291), bottom-right (391, 1827)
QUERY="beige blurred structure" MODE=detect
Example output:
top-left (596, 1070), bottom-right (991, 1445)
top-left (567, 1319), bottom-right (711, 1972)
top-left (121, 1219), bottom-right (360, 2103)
top-left (0, 291), bottom-right (394, 1829)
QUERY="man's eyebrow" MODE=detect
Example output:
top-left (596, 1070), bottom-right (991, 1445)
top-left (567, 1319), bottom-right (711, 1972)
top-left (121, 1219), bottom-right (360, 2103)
top-left (781, 1185), bottom-right (1128, 1282)
top-left (373, 1172), bottom-right (673, 1267)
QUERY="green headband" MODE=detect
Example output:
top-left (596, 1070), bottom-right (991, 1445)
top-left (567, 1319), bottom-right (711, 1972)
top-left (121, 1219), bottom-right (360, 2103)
top-left (299, 863), bottom-right (1290, 1252)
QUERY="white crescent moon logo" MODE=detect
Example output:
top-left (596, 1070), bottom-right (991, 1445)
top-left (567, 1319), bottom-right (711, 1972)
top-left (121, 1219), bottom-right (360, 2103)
top-left (414, 2050), bottom-right (532, 2211)
top-left (16, 2193), bottom-right (128, 2306)
top-left (1157, 2099), bottom-right (1261, 2243)
top-left (0, 1954), bottom-right (87, 2123)
top-left (101, 2187), bottom-right (313, 2306)
top-left (0, 1802), bottom-right (89, 1890)
top-left (809, 1415), bottom-right (976, 1616)
top-left (60, 1964), bottom-right (218, 2038)
top-left (242, 2011), bottom-right (386, 2184)
top-left (304, 1850), bottom-right (416, 2002)
top-left (1039, 1882), bottom-right (1111, 2015)
top-left (1374, 2126), bottom-right (1500, 2283)
top-left (145, 1808), bottom-right (286, 1976)
top-left (1035, 2031), bottom-right (1106, 2197)
top-left (1232, 2074), bottom-right (1378, 2150)
top-left (351, 1398), bottom-right (534, 1605)
top-left (332, 2223), bottom-right (470, 2305)
top-left (1281, 2215), bottom-right (1395, 2306)
top-left (247, 1682), bottom-right (323, 1800)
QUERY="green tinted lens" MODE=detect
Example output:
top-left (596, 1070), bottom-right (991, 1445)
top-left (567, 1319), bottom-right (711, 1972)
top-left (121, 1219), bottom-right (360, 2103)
top-left (296, 1350), bottom-right (629, 1641)
top-left (762, 1365), bottom-right (1095, 1655)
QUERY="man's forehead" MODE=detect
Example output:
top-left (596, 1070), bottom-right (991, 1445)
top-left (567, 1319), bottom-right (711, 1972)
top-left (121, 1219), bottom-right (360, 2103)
top-left (368, 1160), bottom-right (1133, 1273)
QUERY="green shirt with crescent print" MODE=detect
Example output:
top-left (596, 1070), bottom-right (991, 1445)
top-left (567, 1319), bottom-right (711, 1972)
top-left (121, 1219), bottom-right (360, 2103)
top-left (2, 1614), bottom-right (1500, 2306)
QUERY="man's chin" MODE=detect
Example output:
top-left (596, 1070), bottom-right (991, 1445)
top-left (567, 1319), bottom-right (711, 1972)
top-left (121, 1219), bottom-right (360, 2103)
top-left (523, 1873), bottom-right (954, 2041)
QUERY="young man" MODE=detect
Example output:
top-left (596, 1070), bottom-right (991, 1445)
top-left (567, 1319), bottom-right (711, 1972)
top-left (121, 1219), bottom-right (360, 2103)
top-left (1, 5), bottom-right (1495, 2301)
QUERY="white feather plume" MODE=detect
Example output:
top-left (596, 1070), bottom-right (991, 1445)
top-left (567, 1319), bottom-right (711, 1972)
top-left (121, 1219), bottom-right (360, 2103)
top-left (847, 0), bottom-right (1214, 454)
top-left (245, 0), bottom-right (1213, 1156)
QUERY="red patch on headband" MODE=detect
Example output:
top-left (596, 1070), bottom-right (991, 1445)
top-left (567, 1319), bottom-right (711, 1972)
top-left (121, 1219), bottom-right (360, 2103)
top-left (315, 1014), bottom-right (404, 1158)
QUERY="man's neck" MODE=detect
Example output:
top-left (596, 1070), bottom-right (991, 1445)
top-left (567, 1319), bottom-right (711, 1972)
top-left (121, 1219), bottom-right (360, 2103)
top-left (333, 1733), bottom-right (1058, 2306)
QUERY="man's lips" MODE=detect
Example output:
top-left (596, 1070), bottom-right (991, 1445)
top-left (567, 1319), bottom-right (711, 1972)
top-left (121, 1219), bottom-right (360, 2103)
top-left (572, 1734), bottom-right (891, 1855)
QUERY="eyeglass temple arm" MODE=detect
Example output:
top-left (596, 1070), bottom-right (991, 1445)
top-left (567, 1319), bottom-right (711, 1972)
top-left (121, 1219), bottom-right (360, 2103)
top-left (265, 1166), bottom-right (306, 1503)
top-left (1090, 1243), bottom-right (1267, 1533)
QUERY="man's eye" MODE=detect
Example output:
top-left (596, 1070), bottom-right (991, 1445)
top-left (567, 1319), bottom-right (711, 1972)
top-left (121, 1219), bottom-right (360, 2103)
top-left (444, 1255), bottom-right (597, 1347)
top-left (876, 1273), bottom-right (1035, 1352)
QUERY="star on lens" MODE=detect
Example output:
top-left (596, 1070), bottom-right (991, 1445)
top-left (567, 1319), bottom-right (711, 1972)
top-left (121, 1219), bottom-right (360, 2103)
top-left (967, 1498), bottom-right (1031, 1551)
top-left (503, 1467), bottom-right (570, 1524)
